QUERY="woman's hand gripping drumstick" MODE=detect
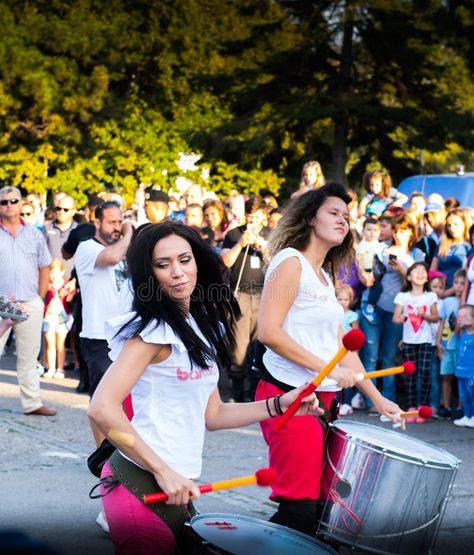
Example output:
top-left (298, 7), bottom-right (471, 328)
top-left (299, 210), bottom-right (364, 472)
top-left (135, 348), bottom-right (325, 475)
top-left (380, 405), bottom-right (433, 428)
top-left (143, 468), bottom-right (277, 504)
top-left (274, 329), bottom-right (366, 432)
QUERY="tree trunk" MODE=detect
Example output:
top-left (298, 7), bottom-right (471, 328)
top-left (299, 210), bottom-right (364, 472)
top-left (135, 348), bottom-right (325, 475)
top-left (331, 1), bottom-right (354, 184)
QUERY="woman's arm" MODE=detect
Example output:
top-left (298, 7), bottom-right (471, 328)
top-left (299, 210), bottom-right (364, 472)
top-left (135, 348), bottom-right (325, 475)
top-left (358, 196), bottom-right (370, 217)
top-left (88, 337), bottom-right (201, 504)
top-left (392, 304), bottom-right (405, 324)
top-left (205, 383), bottom-right (321, 431)
top-left (392, 191), bottom-right (408, 207)
top-left (257, 257), bottom-right (327, 373)
top-left (430, 256), bottom-right (438, 273)
top-left (0, 319), bottom-right (13, 338)
top-left (435, 317), bottom-right (445, 358)
top-left (421, 302), bottom-right (439, 323)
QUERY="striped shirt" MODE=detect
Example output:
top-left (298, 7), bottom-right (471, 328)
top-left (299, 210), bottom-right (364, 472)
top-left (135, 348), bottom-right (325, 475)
top-left (0, 221), bottom-right (52, 301)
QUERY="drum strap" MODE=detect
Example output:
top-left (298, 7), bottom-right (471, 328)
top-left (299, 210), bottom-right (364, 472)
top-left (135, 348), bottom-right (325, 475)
top-left (108, 450), bottom-right (196, 549)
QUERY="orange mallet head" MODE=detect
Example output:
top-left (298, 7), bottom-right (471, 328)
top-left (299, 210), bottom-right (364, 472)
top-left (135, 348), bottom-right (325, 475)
top-left (342, 328), bottom-right (366, 351)
top-left (402, 361), bottom-right (416, 375)
top-left (417, 406), bottom-right (433, 419)
top-left (255, 467), bottom-right (277, 486)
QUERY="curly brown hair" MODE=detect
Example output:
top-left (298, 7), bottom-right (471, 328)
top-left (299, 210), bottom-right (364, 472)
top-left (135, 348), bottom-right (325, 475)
top-left (267, 182), bottom-right (354, 281)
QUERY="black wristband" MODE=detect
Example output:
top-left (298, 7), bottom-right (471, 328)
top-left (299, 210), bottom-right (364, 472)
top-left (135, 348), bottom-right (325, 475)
top-left (274, 395), bottom-right (284, 416)
top-left (265, 397), bottom-right (274, 418)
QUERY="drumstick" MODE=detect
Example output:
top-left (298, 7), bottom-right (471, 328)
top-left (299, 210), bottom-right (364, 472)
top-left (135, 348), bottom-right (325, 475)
top-left (142, 467), bottom-right (277, 504)
top-left (356, 361), bottom-right (416, 381)
top-left (400, 406), bottom-right (433, 419)
top-left (380, 406), bottom-right (433, 422)
top-left (274, 329), bottom-right (365, 432)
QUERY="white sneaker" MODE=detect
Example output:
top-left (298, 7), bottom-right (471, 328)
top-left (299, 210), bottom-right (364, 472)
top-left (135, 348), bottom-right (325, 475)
top-left (351, 392), bottom-right (367, 410)
top-left (453, 416), bottom-right (471, 427)
top-left (96, 509), bottom-right (109, 534)
top-left (466, 417), bottom-right (474, 428)
top-left (339, 404), bottom-right (353, 416)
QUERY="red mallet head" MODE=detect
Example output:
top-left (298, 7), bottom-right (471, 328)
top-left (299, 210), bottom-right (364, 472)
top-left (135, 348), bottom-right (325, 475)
top-left (342, 328), bottom-right (365, 352)
top-left (255, 468), bottom-right (277, 487)
top-left (402, 361), bottom-right (416, 375)
top-left (418, 406), bottom-right (433, 419)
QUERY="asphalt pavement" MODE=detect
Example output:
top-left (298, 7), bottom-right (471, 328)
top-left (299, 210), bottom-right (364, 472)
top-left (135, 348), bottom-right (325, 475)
top-left (1, 351), bottom-right (473, 555)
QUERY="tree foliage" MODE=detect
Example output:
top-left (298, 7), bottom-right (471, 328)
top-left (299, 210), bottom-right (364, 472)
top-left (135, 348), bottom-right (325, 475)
top-left (0, 0), bottom-right (473, 202)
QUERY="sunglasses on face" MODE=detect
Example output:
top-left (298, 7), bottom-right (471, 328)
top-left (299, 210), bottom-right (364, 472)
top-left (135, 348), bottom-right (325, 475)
top-left (55, 206), bottom-right (72, 212)
top-left (21, 212), bottom-right (33, 217)
top-left (0, 198), bottom-right (20, 206)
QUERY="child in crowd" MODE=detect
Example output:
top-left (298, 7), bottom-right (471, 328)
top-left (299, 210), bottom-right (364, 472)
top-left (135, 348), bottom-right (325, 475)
top-left (453, 305), bottom-right (474, 427)
top-left (336, 285), bottom-right (360, 415)
top-left (428, 273), bottom-right (447, 415)
top-left (393, 263), bottom-right (438, 422)
top-left (356, 218), bottom-right (384, 324)
top-left (464, 224), bottom-right (474, 304)
top-left (436, 269), bottom-right (467, 419)
top-left (358, 170), bottom-right (408, 219)
top-left (336, 285), bottom-right (360, 333)
top-left (43, 259), bottom-right (76, 379)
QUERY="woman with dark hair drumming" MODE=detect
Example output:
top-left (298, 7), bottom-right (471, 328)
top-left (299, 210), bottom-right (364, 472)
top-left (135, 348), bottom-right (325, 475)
top-left (88, 222), bottom-right (321, 555)
top-left (257, 183), bottom-right (404, 537)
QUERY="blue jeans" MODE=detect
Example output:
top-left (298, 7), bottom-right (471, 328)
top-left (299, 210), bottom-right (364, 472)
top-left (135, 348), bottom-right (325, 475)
top-left (429, 350), bottom-right (441, 408)
top-left (457, 377), bottom-right (474, 419)
top-left (359, 305), bottom-right (402, 402)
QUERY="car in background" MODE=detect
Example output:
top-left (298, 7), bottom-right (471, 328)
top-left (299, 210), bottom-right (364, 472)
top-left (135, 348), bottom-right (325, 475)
top-left (398, 173), bottom-right (474, 207)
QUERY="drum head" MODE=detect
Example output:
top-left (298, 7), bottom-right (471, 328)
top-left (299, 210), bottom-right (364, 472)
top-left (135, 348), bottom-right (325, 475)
top-left (188, 513), bottom-right (336, 554)
top-left (330, 420), bottom-right (459, 467)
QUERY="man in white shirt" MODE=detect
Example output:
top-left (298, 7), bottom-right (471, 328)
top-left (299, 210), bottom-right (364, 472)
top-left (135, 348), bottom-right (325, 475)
top-left (75, 201), bottom-right (133, 445)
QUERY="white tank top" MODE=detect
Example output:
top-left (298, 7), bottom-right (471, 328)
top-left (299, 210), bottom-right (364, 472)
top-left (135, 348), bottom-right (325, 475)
top-left (262, 247), bottom-right (343, 391)
top-left (105, 312), bottom-right (219, 479)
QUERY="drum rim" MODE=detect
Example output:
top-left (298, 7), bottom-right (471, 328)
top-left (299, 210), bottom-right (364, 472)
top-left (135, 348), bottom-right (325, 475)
top-left (188, 512), bottom-right (337, 553)
top-left (329, 420), bottom-right (460, 469)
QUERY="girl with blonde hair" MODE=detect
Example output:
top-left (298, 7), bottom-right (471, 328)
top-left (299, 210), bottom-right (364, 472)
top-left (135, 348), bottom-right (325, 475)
top-left (291, 161), bottom-right (325, 199)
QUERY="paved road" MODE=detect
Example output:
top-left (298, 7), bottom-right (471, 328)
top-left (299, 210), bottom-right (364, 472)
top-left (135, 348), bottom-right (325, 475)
top-left (1, 353), bottom-right (473, 554)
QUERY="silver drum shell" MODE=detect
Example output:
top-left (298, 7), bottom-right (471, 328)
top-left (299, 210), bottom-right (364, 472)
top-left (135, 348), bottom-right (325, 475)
top-left (318, 420), bottom-right (459, 555)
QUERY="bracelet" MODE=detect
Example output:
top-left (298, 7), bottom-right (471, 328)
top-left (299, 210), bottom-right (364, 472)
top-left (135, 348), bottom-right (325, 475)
top-left (265, 397), bottom-right (274, 418)
top-left (274, 395), bottom-right (284, 416)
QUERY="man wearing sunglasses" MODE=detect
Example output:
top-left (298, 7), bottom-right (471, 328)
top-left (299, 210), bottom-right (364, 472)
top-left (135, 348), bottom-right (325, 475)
top-left (42, 194), bottom-right (77, 280)
top-left (0, 186), bottom-right (56, 416)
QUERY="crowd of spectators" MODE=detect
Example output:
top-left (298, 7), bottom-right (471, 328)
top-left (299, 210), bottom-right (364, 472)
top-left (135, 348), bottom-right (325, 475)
top-left (0, 162), bottom-right (474, 429)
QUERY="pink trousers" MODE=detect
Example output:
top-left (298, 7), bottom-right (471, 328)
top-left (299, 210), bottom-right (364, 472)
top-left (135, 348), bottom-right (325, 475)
top-left (256, 380), bottom-right (336, 501)
top-left (100, 461), bottom-right (176, 555)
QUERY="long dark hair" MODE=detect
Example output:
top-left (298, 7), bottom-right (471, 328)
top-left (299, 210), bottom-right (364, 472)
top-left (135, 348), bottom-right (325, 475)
top-left (118, 222), bottom-right (241, 372)
top-left (268, 182), bottom-right (354, 280)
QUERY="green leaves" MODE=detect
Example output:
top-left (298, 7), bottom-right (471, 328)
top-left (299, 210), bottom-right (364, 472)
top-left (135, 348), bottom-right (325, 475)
top-left (0, 0), bottom-right (472, 202)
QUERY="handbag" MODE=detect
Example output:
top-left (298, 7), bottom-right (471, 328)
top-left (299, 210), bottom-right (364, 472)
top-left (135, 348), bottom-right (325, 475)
top-left (87, 439), bottom-right (116, 478)
top-left (372, 254), bottom-right (387, 283)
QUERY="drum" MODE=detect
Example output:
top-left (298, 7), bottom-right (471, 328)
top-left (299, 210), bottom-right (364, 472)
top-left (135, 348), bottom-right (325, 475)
top-left (184, 513), bottom-right (337, 554)
top-left (318, 420), bottom-right (459, 555)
